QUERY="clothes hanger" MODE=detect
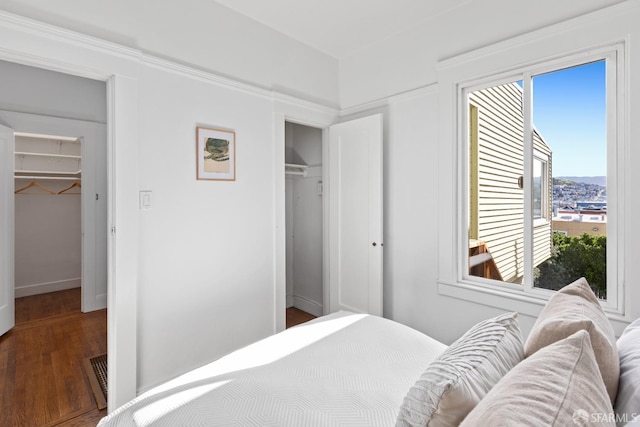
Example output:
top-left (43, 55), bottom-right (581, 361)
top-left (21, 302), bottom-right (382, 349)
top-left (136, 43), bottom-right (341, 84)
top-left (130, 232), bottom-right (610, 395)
top-left (14, 181), bottom-right (56, 195)
top-left (57, 181), bottom-right (81, 194)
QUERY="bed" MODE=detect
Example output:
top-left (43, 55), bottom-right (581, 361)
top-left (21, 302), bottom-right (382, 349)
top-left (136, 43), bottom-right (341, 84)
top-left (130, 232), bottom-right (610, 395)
top-left (99, 278), bottom-right (639, 426)
top-left (97, 311), bottom-right (447, 426)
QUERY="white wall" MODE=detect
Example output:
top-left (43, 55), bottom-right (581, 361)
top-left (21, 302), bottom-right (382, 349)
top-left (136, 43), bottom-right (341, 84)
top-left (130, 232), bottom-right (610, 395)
top-left (14, 180), bottom-right (81, 296)
top-left (0, 0), bottom-right (339, 107)
top-left (136, 63), bottom-right (281, 389)
top-left (339, 0), bottom-right (626, 109)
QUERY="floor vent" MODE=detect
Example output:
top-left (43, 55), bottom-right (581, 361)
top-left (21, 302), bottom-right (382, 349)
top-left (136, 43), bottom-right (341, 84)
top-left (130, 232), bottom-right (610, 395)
top-left (83, 353), bottom-right (107, 410)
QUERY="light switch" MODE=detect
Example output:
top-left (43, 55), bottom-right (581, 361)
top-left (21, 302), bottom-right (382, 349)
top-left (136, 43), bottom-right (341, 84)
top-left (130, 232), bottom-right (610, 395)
top-left (140, 190), bottom-right (152, 210)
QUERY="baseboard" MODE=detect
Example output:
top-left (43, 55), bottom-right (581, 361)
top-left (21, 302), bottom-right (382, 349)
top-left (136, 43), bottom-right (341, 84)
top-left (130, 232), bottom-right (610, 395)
top-left (95, 293), bottom-right (107, 310)
top-left (286, 293), bottom-right (293, 308)
top-left (292, 295), bottom-right (323, 317)
top-left (15, 278), bottom-right (81, 298)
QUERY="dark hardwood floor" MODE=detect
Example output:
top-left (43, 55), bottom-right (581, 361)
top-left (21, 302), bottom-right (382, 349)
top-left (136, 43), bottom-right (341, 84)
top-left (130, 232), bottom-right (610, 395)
top-left (286, 307), bottom-right (316, 328)
top-left (0, 288), bottom-right (107, 426)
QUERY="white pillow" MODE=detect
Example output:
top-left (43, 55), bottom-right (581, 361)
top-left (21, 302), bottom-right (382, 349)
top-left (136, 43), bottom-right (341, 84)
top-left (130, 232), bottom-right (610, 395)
top-left (396, 312), bottom-right (523, 427)
top-left (615, 318), bottom-right (640, 426)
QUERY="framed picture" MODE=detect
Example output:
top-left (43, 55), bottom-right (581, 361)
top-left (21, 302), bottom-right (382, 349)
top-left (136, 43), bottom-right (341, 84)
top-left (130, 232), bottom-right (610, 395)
top-left (196, 126), bottom-right (236, 181)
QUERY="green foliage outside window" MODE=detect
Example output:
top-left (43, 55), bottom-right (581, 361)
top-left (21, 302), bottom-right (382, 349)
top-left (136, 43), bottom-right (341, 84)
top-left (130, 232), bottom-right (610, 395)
top-left (534, 232), bottom-right (607, 299)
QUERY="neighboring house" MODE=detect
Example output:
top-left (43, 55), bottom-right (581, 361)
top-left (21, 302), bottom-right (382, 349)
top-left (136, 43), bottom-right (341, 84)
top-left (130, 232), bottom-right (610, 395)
top-left (553, 212), bottom-right (607, 237)
top-left (469, 82), bottom-right (552, 283)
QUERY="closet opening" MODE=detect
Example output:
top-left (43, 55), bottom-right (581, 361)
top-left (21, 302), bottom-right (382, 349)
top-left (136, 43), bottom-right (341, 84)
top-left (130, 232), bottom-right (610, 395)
top-left (9, 129), bottom-right (108, 420)
top-left (285, 122), bottom-right (324, 327)
top-left (14, 132), bottom-right (83, 299)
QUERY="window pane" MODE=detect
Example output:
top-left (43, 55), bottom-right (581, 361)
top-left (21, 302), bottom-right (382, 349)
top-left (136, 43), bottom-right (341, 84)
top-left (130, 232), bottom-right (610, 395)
top-left (468, 80), bottom-right (524, 284)
top-left (533, 158), bottom-right (542, 219)
top-left (532, 61), bottom-right (607, 299)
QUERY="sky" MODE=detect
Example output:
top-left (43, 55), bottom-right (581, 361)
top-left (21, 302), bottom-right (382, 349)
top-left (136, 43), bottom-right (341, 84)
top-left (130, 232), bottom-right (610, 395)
top-left (531, 60), bottom-right (607, 177)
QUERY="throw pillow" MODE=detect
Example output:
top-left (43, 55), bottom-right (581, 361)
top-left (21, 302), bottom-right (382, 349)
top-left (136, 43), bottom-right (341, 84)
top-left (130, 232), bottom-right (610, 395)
top-left (615, 317), bottom-right (640, 425)
top-left (396, 312), bottom-right (523, 427)
top-left (461, 330), bottom-right (614, 426)
top-left (524, 277), bottom-right (619, 403)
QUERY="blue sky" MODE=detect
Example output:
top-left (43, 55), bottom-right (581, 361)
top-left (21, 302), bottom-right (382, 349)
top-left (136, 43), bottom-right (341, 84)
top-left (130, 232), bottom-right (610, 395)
top-left (532, 60), bottom-right (607, 177)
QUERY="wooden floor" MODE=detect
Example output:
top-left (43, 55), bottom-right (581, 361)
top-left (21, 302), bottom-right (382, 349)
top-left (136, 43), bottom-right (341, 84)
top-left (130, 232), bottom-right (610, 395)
top-left (0, 288), bottom-right (107, 426)
top-left (286, 307), bottom-right (316, 328)
top-left (0, 294), bottom-right (313, 426)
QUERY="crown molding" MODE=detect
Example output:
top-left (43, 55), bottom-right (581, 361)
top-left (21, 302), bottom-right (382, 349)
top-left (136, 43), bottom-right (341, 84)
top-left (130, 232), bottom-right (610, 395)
top-left (0, 10), bottom-right (140, 60)
top-left (438, 0), bottom-right (635, 71)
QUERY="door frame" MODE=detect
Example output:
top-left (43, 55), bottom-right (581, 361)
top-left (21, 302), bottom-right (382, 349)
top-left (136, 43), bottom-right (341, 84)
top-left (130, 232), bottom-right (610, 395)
top-left (0, 124), bottom-right (15, 337)
top-left (275, 111), bottom-right (384, 329)
top-left (274, 108), bottom-right (335, 333)
top-left (283, 120), bottom-right (330, 316)
top-left (0, 12), bottom-right (140, 408)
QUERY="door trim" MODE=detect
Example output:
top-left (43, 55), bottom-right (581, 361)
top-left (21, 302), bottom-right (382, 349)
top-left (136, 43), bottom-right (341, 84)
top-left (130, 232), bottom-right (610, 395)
top-left (273, 111), bottom-right (335, 333)
top-left (0, 41), bottom-right (139, 413)
top-left (0, 124), bottom-right (15, 337)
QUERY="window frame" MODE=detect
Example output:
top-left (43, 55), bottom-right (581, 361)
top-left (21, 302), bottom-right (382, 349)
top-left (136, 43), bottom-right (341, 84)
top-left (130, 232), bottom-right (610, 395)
top-left (532, 151), bottom-right (549, 224)
top-left (449, 44), bottom-right (624, 314)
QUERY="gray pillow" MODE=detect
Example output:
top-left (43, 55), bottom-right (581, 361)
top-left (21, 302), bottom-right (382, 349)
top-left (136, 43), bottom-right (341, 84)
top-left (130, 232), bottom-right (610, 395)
top-left (396, 312), bottom-right (523, 427)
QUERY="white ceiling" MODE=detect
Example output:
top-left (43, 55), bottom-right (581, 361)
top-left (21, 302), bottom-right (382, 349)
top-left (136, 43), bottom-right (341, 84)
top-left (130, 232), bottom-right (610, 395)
top-left (214, 0), bottom-right (471, 59)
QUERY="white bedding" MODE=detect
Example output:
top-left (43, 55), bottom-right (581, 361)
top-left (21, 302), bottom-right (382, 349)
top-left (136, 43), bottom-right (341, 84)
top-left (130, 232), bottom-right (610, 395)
top-left (98, 311), bottom-right (446, 427)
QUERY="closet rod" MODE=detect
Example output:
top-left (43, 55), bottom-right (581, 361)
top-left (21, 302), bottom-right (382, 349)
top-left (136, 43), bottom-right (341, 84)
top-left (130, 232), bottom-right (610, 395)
top-left (14, 175), bottom-right (81, 181)
top-left (14, 131), bottom-right (79, 142)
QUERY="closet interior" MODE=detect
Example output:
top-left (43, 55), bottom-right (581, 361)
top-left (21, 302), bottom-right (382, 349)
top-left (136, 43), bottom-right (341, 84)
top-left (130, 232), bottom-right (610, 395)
top-left (14, 133), bottom-right (82, 298)
top-left (285, 122), bottom-right (324, 317)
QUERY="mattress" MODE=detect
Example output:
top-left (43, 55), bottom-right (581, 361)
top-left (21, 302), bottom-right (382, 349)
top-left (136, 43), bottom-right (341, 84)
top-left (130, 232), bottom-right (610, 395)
top-left (98, 311), bottom-right (446, 426)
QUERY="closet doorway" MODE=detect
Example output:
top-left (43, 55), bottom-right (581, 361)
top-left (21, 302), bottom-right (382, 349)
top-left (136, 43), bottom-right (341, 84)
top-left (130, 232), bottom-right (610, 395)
top-left (0, 112), bottom-right (108, 422)
top-left (285, 122), bottom-right (324, 318)
top-left (1, 111), bottom-right (108, 316)
top-left (15, 133), bottom-right (82, 298)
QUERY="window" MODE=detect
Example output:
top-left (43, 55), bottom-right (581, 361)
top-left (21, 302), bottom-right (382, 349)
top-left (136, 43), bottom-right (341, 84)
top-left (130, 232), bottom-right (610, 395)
top-left (462, 49), bottom-right (620, 309)
top-left (532, 154), bottom-right (548, 221)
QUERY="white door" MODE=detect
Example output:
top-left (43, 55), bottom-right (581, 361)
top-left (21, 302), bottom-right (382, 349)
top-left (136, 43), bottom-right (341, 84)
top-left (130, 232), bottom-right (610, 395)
top-left (328, 114), bottom-right (383, 315)
top-left (81, 125), bottom-right (108, 312)
top-left (0, 124), bottom-right (15, 336)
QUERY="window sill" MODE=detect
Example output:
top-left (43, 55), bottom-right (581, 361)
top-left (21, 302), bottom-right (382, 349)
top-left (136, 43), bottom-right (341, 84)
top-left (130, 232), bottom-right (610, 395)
top-left (438, 280), bottom-right (547, 317)
top-left (437, 279), bottom-right (628, 322)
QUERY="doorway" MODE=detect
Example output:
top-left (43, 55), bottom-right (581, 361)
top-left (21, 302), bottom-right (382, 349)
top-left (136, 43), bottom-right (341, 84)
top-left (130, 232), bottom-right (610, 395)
top-left (0, 59), bottom-right (109, 421)
top-left (14, 133), bottom-right (84, 299)
top-left (276, 113), bottom-right (384, 330)
top-left (0, 123), bottom-right (109, 424)
top-left (285, 122), bottom-right (324, 319)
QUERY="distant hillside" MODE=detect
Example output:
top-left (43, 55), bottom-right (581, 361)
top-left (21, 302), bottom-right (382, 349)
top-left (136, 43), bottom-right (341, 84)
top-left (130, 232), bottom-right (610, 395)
top-left (555, 176), bottom-right (606, 186)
